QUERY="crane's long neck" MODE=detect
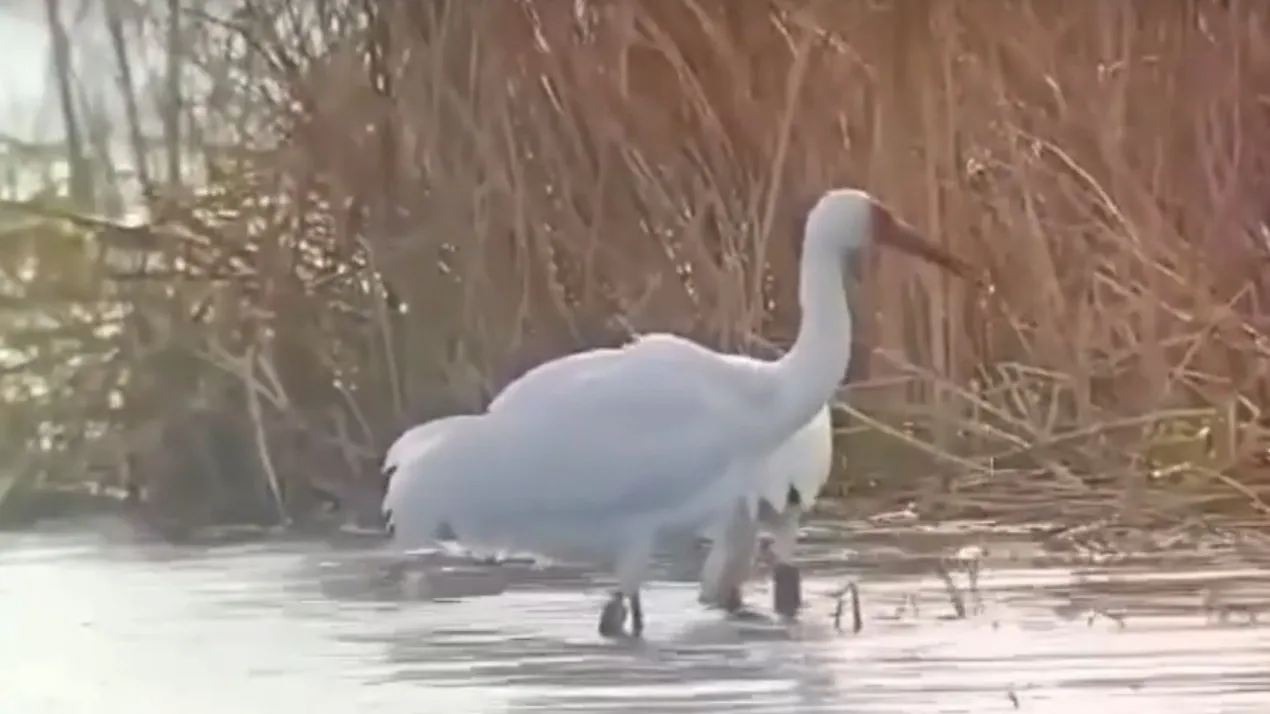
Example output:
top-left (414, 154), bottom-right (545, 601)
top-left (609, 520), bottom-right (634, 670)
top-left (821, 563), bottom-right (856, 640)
top-left (770, 239), bottom-right (853, 444)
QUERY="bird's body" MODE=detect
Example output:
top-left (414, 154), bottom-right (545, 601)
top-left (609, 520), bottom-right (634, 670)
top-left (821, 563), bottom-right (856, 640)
top-left (380, 188), bottom-right (972, 637)
top-left (385, 408), bottom-right (737, 558)
top-left (493, 339), bottom-right (836, 616)
top-left (381, 335), bottom-right (798, 635)
top-left (381, 400), bottom-right (831, 595)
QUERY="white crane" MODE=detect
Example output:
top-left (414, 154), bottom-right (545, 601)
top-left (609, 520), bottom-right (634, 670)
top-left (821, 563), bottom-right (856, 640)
top-left (381, 188), bottom-right (971, 638)
top-left (381, 381), bottom-right (831, 618)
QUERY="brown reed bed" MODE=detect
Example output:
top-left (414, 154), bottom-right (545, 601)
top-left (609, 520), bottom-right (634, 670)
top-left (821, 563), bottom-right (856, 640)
top-left (4, 1), bottom-right (1270, 540)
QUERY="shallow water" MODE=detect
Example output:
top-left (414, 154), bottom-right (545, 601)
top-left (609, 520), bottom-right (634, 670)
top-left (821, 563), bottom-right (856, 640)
top-left (3, 519), bottom-right (1269, 713)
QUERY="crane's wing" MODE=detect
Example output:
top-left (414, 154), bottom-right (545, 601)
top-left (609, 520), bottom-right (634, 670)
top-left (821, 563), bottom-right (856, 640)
top-left (491, 333), bottom-right (779, 424)
top-left (493, 333), bottom-right (785, 512)
top-left (497, 337), bottom-right (834, 509)
top-left (491, 333), bottom-right (835, 512)
top-left (489, 342), bottom-right (632, 412)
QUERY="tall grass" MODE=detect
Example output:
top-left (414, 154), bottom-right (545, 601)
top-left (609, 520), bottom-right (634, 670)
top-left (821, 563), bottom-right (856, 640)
top-left (279, 1), bottom-right (1268, 524)
top-left (9, 0), bottom-right (1270, 531)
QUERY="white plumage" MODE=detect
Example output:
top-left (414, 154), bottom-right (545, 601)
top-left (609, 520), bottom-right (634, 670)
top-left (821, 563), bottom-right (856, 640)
top-left (381, 333), bottom-right (815, 637)
top-left (381, 380), bottom-right (833, 613)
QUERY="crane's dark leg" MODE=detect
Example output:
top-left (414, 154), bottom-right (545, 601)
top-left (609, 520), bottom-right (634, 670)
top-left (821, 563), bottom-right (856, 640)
top-left (769, 500), bottom-right (805, 620)
top-left (629, 591), bottom-right (645, 637)
top-left (599, 590), bottom-right (628, 637)
top-left (700, 499), bottom-right (768, 620)
top-left (772, 563), bottom-right (803, 619)
top-left (720, 585), bottom-right (770, 621)
top-left (603, 540), bottom-right (652, 638)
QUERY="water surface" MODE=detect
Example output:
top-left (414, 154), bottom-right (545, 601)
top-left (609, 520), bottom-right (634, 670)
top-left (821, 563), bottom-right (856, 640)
top-left (3, 519), bottom-right (1268, 713)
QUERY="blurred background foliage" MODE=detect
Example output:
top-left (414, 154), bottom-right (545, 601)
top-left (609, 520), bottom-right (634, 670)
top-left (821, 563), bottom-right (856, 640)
top-left (1, 0), bottom-right (1268, 541)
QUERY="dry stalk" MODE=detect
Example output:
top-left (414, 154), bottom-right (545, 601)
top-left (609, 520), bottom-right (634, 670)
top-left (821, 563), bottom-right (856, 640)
top-left (17, 1), bottom-right (1270, 538)
top-left (329, 408), bottom-right (362, 497)
top-left (933, 561), bottom-right (968, 620)
top-left (196, 340), bottom-right (289, 411)
top-left (357, 239), bottom-right (405, 426)
top-left (836, 401), bottom-right (984, 475)
top-left (242, 348), bottom-right (289, 527)
top-left (831, 581), bottom-right (862, 634)
top-left (195, 340), bottom-right (290, 526)
top-left (1086, 608), bottom-right (1128, 629)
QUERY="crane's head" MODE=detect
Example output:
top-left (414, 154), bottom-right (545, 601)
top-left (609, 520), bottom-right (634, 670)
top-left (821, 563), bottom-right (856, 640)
top-left (804, 188), bottom-right (975, 279)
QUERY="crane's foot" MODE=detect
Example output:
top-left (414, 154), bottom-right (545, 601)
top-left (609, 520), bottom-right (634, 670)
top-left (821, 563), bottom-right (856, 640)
top-left (721, 586), bottom-right (771, 622)
top-left (697, 585), bottom-right (736, 610)
top-left (772, 563), bottom-right (803, 620)
top-left (599, 591), bottom-right (628, 638)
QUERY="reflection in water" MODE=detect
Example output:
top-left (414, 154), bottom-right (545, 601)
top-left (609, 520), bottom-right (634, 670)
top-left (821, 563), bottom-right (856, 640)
top-left (2, 523), bottom-right (1269, 713)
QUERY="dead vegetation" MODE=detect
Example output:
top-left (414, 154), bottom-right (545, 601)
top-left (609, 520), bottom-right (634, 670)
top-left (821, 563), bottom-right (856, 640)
top-left (3, 0), bottom-right (1270, 538)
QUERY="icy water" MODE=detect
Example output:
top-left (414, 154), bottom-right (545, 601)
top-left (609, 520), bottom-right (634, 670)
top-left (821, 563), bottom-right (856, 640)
top-left (3, 518), bottom-right (1269, 713)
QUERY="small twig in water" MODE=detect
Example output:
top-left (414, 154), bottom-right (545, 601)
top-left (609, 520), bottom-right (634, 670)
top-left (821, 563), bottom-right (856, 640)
top-left (851, 583), bottom-right (862, 633)
top-left (966, 558), bottom-right (984, 614)
top-left (955, 545), bottom-right (986, 614)
top-left (832, 581), bottom-right (862, 634)
top-left (1201, 588), bottom-right (1259, 624)
top-left (1086, 608), bottom-right (1127, 629)
top-left (1201, 588), bottom-right (1222, 622)
top-left (933, 561), bottom-right (967, 619)
top-left (894, 592), bottom-right (920, 619)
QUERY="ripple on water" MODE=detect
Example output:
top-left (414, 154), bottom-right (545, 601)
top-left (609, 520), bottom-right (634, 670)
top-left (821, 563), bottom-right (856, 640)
top-left (3, 524), bottom-right (1270, 713)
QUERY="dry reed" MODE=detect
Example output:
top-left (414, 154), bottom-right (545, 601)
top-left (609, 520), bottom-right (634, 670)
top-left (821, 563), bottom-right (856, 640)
top-left (340, 1), bottom-right (1270, 535)
top-left (9, 0), bottom-right (1270, 536)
